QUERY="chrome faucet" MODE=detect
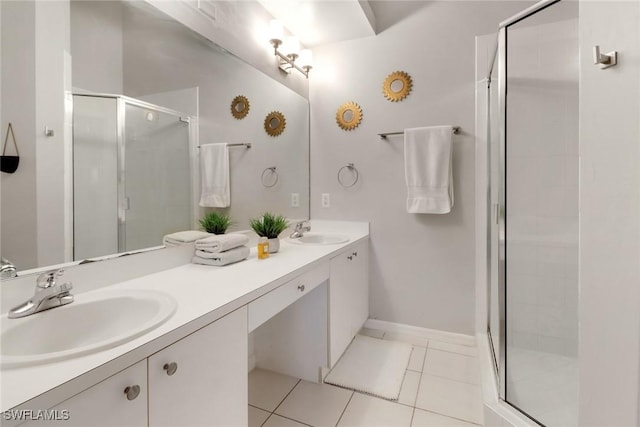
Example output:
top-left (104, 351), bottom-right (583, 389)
top-left (289, 221), bottom-right (311, 239)
top-left (8, 269), bottom-right (74, 319)
top-left (1, 257), bottom-right (17, 279)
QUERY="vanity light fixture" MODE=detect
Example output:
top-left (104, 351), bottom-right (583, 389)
top-left (268, 20), bottom-right (312, 78)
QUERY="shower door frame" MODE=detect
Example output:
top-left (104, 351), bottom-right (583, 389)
top-left (72, 93), bottom-right (194, 254)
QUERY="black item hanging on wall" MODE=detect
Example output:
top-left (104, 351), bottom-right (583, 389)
top-left (1, 123), bottom-right (20, 174)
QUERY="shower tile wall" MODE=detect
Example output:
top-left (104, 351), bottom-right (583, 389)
top-left (506, 17), bottom-right (579, 358)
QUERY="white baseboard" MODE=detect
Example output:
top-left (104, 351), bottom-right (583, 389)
top-left (364, 319), bottom-right (476, 347)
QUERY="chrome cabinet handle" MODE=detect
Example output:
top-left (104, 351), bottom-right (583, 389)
top-left (347, 255), bottom-right (353, 261)
top-left (298, 284), bottom-right (305, 292)
top-left (352, 251), bottom-right (358, 257)
top-left (163, 362), bottom-right (178, 376)
top-left (124, 385), bottom-right (140, 401)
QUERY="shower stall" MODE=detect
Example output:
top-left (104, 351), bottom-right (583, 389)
top-left (483, 0), bottom-right (579, 425)
top-left (72, 94), bottom-right (193, 261)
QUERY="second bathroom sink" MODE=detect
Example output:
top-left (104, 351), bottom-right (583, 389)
top-left (288, 232), bottom-right (350, 245)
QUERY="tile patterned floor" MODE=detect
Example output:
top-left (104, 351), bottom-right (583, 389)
top-left (249, 329), bottom-right (483, 427)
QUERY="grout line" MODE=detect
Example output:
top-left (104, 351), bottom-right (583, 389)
top-left (260, 412), bottom-right (272, 427)
top-left (333, 390), bottom-right (355, 427)
top-left (271, 379), bottom-right (302, 415)
top-left (274, 413), bottom-right (314, 426)
top-left (416, 408), bottom-right (483, 426)
top-left (409, 407), bottom-right (416, 427)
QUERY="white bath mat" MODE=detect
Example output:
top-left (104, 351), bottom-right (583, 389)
top-left (324, 335), bottom-right (412, 400)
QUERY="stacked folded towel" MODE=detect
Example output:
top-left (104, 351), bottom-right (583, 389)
top-left (163, 230), bottom-right (212, 247)
top-left (191, 233), bottom-right (250, 266)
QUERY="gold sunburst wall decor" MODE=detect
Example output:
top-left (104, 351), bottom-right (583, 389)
top-left (230, 95), bottom-right (250, 119)
top-left (382, 71), bottom-right (413, 102)
top-left (264, 111), bottom-right (286, 137)
top-left (336, 101), bottom-right (363, 131)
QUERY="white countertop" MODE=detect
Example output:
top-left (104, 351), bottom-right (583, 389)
top-left (0, 220), bottom-right (369, 413)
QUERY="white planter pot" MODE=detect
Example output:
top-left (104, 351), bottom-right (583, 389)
top-left (268, 238), bottom-right (280, 253)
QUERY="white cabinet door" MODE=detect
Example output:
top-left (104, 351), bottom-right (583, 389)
top-left (329, 241), bottom-right (369, 367)
top-left (349, 241), bottom-right (369, 338)
top-left (148, 307), bottom-right (248, 427)
top-left (20, 360), bottom-right (147, 427)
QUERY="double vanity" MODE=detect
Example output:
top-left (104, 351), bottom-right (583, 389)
top-left (0, 221), bottom-right (369, 426)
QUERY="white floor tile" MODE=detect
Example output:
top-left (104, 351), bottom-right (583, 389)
top-left (276, 380), bottom-right (353, 427)
top-left (360, 327), bottom-right (385, 339)
top-left (429, 340), bottom-right (478, 357)
top-left (249, 405), bottom-right (271, 427)
top-left (408, 347), bottom-right (427, 372)
top-left (337, 392), bottom-right (413, 427)
top-left (249, 368), bottom-right (300, 412)
top-left (384, 332), bottom-right (429, 347)
top-left (398, 371), bottom-right (421, 407)
top-left (411, 408), bottom-right (480, 426)
top-left (415, 374), bottom-right (483, 424)
top-left (423, 349), bottom-right (481, 385)
top-left (263, 414), bottom-right (310, 427)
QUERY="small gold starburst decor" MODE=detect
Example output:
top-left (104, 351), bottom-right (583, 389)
top-left (230, 95), bottom-right (250, 119)
top-left (336, 101), bottom-right (363, 131)
top-left (264, 111), bottom-right (286, 137)
top-left (382, 71), bottom-right (413, 102)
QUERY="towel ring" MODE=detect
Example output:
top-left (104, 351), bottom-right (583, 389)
top-left (337, 163), bottom-right (359, 188)
top-left (261, 166), bottom-right (279, 188)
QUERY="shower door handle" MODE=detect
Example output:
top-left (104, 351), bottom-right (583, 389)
top-left (495, 203), bottom-right (500, 225)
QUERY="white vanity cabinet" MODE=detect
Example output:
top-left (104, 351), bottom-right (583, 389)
top-left (20, 360), bottom-right (148, 427)
top-left (148, 306), bottom-right (247, 427)
top-left (17, 308), bottom-right (247, 427)
top-left (329, 241), bottom-right (369, 367)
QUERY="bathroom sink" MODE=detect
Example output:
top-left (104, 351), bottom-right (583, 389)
top-left (1, 289), bottom-right (176, 368)
top-left (288, 232), bottom-right (350, 245)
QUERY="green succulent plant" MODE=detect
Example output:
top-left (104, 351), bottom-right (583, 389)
top-left (249, 212), bottom-right (289, 239)
top-left (199, 211), bottom-right (233, 235)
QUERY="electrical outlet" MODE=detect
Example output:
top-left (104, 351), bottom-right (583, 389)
top-left (321, 193), bottom-right (330, 208)
top-left (291, 193), bottom-right (300, 207)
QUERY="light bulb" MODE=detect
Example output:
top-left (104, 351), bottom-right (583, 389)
top-left (299, 49), bottom-right (313, 69)
top-left (268, 20), bottom-right (283, 46)
top-left (285, 36), bottom-right (300, 59)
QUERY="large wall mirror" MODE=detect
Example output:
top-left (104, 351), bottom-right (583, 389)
top-left (0, 0), bottom-right (310, 274)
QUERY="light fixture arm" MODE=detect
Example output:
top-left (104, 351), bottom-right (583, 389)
top-left (270, 39), bottom-right (310, 79)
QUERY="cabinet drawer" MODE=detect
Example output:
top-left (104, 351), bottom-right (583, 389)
top-left (248, 263), bottom-right (330, 332)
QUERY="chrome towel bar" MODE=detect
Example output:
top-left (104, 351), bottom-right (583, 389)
top-left (378, 127), bottom-right (460, 139)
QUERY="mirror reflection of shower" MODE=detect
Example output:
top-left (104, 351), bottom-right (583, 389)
top-left (72, 94), bottom-right (193, 261)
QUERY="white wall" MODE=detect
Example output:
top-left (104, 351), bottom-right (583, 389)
top-left (1, 1), bottom-right (69, 270)
top-left (578, 1), bottom-right (640, 425)
top-left (35, 0), bottom-right (70, 267)
top-left (70, 1), bottom-right (123, 94)
top-left (310, 1), bottom-right (532, 335)
top-left (0, 1), bottom-right (38, 271)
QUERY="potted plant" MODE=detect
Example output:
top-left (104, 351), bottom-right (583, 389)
top-left (249, 212), bottom-right (289, 253)
top-left (199, 211), bottom-right (233, 235)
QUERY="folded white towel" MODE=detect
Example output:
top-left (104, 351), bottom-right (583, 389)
top-left (404, 126), bottom-right (454, 214)
top-left (195, 233), bottom-right (249, 253)
top-left (191, 246), bottom-right (250, 266)
top-left (199, 143), bottom-right (230, 207)
top-left (163, 230), bottom-right (212, 246)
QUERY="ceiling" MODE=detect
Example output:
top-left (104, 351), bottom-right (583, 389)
top-left (256, 0), bottom-right (378, 48)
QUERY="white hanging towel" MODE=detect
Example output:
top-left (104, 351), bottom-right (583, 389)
top-left (199, 143), bottom-right (230, 207)
top-left (404, 126), bottom-right (454, 214)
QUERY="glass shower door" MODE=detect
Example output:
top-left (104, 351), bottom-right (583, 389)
top-left (502, 1), bottom-right (579, 425)
top-left (122, 101), bottom-right (192, 251)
